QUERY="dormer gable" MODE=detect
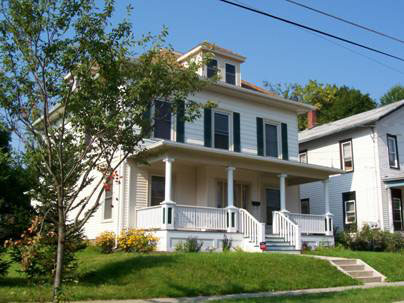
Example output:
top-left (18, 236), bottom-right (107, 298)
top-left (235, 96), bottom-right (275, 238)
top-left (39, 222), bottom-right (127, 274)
top-left (177, 42), bottom-right (245, 87)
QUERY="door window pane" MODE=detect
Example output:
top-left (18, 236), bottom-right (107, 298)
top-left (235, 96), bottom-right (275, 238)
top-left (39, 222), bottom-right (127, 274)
top-left (265, 124), bottom-right (278, 157)
top-left (154, 101), bottom-right (172, 140)
top-left (266, 189), bottom-right (280, 225)
top-left (214, 112), bottom-right (229, 150)
top-left (151, 176), bottom-right (165, 206)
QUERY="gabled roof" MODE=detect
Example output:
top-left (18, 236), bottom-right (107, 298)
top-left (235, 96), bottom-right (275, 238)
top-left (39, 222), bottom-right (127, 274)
top-left (299, 100), bottom-right (404, 143)
top-left (241, 80), bottom-right (278, 97)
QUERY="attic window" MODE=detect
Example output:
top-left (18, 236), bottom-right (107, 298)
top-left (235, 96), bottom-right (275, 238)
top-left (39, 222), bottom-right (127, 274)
top-left (207, 59), bottom-right (217, 78)
top-left (225, 63), bottom-right (236, 85)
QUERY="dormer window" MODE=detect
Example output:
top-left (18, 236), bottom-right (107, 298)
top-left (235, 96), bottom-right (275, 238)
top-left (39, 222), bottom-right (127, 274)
top-left (207, 59), bottom-right (218, 78)
top-left (225, 64), bottom-right (236, 85)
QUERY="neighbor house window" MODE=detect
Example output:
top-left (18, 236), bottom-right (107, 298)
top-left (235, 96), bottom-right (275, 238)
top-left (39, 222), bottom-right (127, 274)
top-left (387, 134), bottom-right (399, 169)
top-left (207, 59), bottom-right (218, 78)
top-left (344, 200), bottom-right (356, 225)
top-left (301, 198), bottom-right (310, 214)
top-left (340, 139), bottom-right (354, 172)
top-left (151, 176), bottom-right (165, 206)
top-left (299, 151), bottom-right (308, 163)
top-left (213, 111), bottom-right (230, 150)
top-left (265, 122), bottom-right (279, 158)
top-left (225, 63), bottom-right (236, 85)
top-left (154, 100), bottom-right (172, 140)
top-left (103, 181), bottom-right (113, 220)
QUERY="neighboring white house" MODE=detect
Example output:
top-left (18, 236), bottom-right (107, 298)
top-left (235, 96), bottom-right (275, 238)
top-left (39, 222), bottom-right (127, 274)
top-left (81, 42), bottom-right (341, 252)
top-left (299, 100), bottom-right (404, 233)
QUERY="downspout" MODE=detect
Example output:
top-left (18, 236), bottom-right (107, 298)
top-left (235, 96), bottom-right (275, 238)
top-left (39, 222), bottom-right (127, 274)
top-left (370, 126), bottom-right (384, 230)
top-left (119, 160), bottom-right (127, 232)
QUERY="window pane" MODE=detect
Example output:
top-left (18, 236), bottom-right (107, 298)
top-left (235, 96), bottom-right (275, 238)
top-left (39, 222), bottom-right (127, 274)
top-left (346, 213), bottom-right (356, 223)
top-left (104, 198), bottom-right (113, 220)
top-left (154, 101), bottom-right (171, 140)
top-left (225, 64), bottom-right (236, 85)
top-left (299, 153), bottom-right (307, 163)
top-left (388, 136), bottom-right (398, 167)
top-left (346, 201), bottom-right (355, 212)
top-left (207, 59), bottom-right (217, 78)
top-left (301, 199), bottom-right (310, 214)
top-left (151, 176), bottom-right (165, 206)
top-left (265, 124), bottom-right (278, 157)
top-left (214, 112), bottom-right (229, 150)
top-left (343, 143), bottom-right (352, 159)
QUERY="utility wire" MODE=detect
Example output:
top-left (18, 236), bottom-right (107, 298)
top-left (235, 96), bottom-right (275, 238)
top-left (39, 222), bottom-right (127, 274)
top-left (284, 0), bottom-right (404, 45)
top-left (218, 0), bottom-right (404, 63)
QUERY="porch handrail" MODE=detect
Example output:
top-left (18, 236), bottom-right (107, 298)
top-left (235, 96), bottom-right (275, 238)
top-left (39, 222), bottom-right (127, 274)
top-left (273, 211), bottom-right (301, 250)
top-left (288, 213), bottom-right (326, 235)
top-left (239, 208), bottom-right (266, 245)
top-left (136, 205), bottom-right (162, 229)
top-left (175, 205), bottom-right (227, 231)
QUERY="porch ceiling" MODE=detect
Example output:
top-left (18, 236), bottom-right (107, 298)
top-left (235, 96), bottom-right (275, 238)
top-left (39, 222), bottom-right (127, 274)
top-left (138, 140), bottom-right (343, 186)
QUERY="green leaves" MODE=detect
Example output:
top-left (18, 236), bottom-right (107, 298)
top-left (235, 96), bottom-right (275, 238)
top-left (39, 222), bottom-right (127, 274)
top-left (380, 85), bottom-right (404, 106)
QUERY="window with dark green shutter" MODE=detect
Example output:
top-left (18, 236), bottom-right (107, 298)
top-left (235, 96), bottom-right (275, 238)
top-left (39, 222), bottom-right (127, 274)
top-left (233, 112), bottom-right (240, 152)
top-left (256, 117), bottom-right (264, 156)
top-left (204, 108), bottom-right (212, 147)
top-left (154, 100), bottom-right (172, 140)
top-left (342, 191), bottom-right (357, 230)
top-left (176, 102), bottom-right (185, 143)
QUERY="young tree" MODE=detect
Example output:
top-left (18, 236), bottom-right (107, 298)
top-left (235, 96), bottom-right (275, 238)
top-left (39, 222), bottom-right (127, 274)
top-left (380, 84), bottom-right (404, 106)
top-left (0, 0), bottom-right (208, 300)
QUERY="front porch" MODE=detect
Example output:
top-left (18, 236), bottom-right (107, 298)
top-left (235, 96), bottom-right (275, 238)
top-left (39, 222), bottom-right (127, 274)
top-left (132, 141), bottom-right (338, 252)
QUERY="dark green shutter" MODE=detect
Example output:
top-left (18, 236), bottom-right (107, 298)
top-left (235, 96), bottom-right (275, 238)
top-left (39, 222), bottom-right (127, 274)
top-left (204, 108), bottom-right (212, 147)
top-left (281, 123), bottom-right (289, 160)
top-left (233, 112), bottom-right (240, 152)
top-left (256, 117), bottom-right (264, 156)
top-left (176, 102), bottom-right (185, 143)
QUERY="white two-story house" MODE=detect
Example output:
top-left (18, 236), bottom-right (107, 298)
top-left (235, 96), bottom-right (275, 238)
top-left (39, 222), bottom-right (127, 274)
top-left (299, 101), bottom-right (404, 233)
top-left (82, 43), bottom-right (341, 252)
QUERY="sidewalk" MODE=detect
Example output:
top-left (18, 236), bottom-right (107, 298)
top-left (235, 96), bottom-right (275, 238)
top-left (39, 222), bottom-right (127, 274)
top-left (74, 281), bottom-right (404, 303)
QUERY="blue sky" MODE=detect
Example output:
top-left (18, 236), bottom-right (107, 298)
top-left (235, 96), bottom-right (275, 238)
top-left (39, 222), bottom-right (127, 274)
top-left (111, 0), bottom-right (404, 102)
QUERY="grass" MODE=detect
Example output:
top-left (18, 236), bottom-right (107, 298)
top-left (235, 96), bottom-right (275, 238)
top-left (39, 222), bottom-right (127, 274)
top-left (307, 247), bottom-right (404, 281)
top-left (0, 247), bottom-right (357, 302)
top-left (211, 286), bottom-right (404, 303)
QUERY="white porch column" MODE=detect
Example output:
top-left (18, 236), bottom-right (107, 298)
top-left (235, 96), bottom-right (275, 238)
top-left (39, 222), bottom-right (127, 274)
top-left (226, 166), bottom-right (238, 233)
top-left (323, 178), bottom-right (333, 236)
top-left (161, 157), bottom-right (175, 230)
top-left (279, 173), bottom-right (288, 212)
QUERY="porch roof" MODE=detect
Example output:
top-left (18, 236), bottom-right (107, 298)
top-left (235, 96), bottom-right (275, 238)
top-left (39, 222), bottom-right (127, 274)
top-left (143, 140), bottom-right (343, 186)
top-left (383, 176), bottom-right (404, 188)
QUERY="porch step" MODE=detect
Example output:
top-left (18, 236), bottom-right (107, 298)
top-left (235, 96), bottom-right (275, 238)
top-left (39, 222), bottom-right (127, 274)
top-left (329, 259), bottom-right (385, 284)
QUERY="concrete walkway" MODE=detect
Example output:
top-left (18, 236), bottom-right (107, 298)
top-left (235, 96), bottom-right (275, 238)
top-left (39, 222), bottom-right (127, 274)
top-left (74, 281), bottom-right (404, 303)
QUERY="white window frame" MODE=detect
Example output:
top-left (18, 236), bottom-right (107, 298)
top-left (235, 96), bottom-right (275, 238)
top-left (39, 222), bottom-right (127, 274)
top-left (263, 120), bottom-right (282, 159)
top-left (299, 151), bottom-right (308, 163)
top-left (103, 181), bottom-right (113, 222)
top-left (344, 199), bottom-right (356, 225)
top-left (151, 100), bottom-right (174, 141)
top-left (387, 134), bottom-right (399, 169)
top-left (340, 140), bottom-right (354, 172)
top-left (212, 109), bottom-right (233, 151)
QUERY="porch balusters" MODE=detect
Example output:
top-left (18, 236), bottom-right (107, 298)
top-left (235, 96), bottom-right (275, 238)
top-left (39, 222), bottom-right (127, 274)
top-left (226, 166), bottom-right (238, 232)
top-left (161, 157), bottom-right (175, 230)
top-left (323, 179), bottom-right (334, 236)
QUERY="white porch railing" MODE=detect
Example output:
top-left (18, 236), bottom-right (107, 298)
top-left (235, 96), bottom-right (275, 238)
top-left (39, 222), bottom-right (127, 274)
top-left (136, 205), bottom-right (162, 229)
top-left (273, 211), bottom-right (301, 250)
top-left (239, 209), bottom-right (266, 245)
top-left (175, 205), bottom-right (227, 231)
top-left (288, 213), bottom-right (333, 235)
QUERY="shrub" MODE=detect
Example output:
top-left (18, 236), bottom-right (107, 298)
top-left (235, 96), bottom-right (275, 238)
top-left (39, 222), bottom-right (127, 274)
top-left (117, 229), bottom-right (158, 253)
top-left (95, 231), bottom-right (115, 254)
top-left (175, 237), bottom-right (203, 253)
top-left (5, 216), bottom-right (86, 282)
top-left (335, 225), bottom-right (404, 252)
top-left (222, 235), bottom-right (232, 252)
top-left (0, 247), bottom-right (10, 277)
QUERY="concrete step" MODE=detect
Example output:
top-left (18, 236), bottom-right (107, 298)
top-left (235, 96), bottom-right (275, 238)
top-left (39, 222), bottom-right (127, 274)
top-left (331, 259), bottom-right (357, 266)
top-left (265, 241), bottom-right (291, 247)
top-left (265, 245), bottom-right (297, 251)
top-left (356, 276), bottom-right (382, 283)
top-left (340, 265), bottom-right (365, 271)
top-left (263, 250), bottom-right (301, 255)
top-left (348, 270), bottom-right (374, 278)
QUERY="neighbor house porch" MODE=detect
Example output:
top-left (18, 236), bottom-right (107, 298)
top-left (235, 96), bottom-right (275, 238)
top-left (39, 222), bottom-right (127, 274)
top-left (131, 141), bottom-right (340, 252)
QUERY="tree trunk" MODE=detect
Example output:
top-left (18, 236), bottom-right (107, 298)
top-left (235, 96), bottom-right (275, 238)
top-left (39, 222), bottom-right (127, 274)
top-left (53, 207), bottom-right (65, 302)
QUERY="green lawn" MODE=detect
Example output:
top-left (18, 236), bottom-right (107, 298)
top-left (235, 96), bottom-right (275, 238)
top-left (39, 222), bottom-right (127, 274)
top-left (307, 247), bottom-right (404, 281)
top-left (0, 247), bottom-right (357, 302)
top-left (212, 286), bottom-right (404, 303)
